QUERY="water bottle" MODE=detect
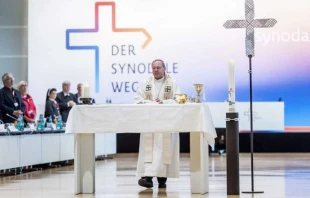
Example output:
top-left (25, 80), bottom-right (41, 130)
top-left (56, 115), bottom-right (63, 130)
top-left (47, 115), bottom-right (53, 128)
top-left (106, 97), bottom-right (109, 104)
top-left (41, 114), bottom-right (45, 130)
top-left (20, 115), bottom-right (24, 131)
top-left (109, 97), bottom-right (112, 104)
top-left (17, 115), bottom-right (24, 131)
top-left (38, 114), bottom-right (44, 130)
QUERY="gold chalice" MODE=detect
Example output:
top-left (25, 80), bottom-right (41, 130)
top-left (175, 94), bottom-right (187, 104)
top-left (193, 84), bottom-right (204, 103)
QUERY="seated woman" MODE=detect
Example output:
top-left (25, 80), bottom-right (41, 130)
top-left (17, 81), bottom-right (37, 123)
top-left (44, 88), bottom-right (60, 122)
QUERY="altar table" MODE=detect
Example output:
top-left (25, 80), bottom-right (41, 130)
top-left (65, 103), bottom-right (217, 195)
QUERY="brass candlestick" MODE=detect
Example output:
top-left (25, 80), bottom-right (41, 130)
top-left (193, 84), bottom-right (204, 103)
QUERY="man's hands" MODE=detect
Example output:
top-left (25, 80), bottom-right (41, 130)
top-left (24, 116), bottom-right (35, 123)
top-left (13, 110), bottom-right (23, 117)
top-left (155, 98), bottom-right (163, 104)
top-left (68, 100), bottom-right (76, 107)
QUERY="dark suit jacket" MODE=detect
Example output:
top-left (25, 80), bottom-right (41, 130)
top-left (75, 93), bottom-right (96, 104)
top-left (55, 92), bottom-right (78, 122)
top-left (44, 99), bottom-right (60, 121)
top-left (0, 87), bottom-right (26, 123)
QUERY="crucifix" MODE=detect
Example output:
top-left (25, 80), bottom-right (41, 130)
top-left (165, 86), bottom-right (171, 93)
top-left (224, 0), bottom-right (277, 57)
top-left (146, 85), bottom-right (152, 91)
top-left (224, 0), bottom-right (277, 194)
top-left (66, 2), bottom-right (151, 93)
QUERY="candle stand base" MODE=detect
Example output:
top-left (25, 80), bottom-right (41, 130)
top-left (80, 98), bottom-right (93, 105)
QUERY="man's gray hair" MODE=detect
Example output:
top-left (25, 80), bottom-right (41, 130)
top-left (152, 59), bottom-right (166, 68)
top-left (62, 80), bottom-right (71, 86)
top-left (2, 73), bottom-right (13, 84)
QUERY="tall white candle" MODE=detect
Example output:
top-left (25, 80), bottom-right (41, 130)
top-left (81, 84), bottom-right (90, 98)
top-left (228, 59), bottom-right (235, 112)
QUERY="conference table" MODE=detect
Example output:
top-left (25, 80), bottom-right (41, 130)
top-left (65, 103), bottom-right (217, 195)
top-left (0, 130), bottom-right (73, 171)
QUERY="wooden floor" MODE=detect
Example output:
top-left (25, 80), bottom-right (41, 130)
top-left (0, 153), bottom-right (310, 198)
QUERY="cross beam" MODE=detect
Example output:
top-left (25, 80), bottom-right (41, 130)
top-left (224, 0), bottom-right (277, 57)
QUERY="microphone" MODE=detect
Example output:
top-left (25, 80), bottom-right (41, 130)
top-left (6, 113), bottom-right (18, 121)
top-left (6, 113), bottom-right (28, 133)
top-left (5, 114), bottom-right (18, 134)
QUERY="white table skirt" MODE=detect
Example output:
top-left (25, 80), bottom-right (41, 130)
top-left (65, 103), bottom-right (217, 195)
top-left (65, 103), bottom-right (217, 145)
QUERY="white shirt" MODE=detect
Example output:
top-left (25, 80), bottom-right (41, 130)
top-left (63, 92), bottom-right (70, 97)
top-left (77, 94), bottom-right (82, 104)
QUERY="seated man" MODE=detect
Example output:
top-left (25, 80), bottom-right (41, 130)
top-left (134, 59), bottom-right (181, 188)
top-left (0, 73), bottom-right (25, 123)
top-left (56, 81), bottom-right (78, 122)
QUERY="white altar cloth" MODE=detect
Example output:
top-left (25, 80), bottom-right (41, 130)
top-left (66, 104), bottom-right (216, 143)
top-left (65, 103), bottom-right (217, 195)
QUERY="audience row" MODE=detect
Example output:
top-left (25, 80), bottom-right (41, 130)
top-left (0, 73), bottom-right (89, 124)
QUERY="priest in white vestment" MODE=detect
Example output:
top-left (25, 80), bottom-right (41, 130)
top-left (134, 59), bottom-right (181, 188)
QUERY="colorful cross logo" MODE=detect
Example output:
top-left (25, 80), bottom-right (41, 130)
top-left (65, 2), bottom-right (152, 93)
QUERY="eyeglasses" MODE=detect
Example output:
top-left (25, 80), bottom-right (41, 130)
top-left (5, 77), bottom-right (14, 81)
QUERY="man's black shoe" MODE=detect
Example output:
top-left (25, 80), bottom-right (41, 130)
top-left (138, 178), bottom-right (153, 188)
top-left (158, 183), bottom-right (167, 188)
